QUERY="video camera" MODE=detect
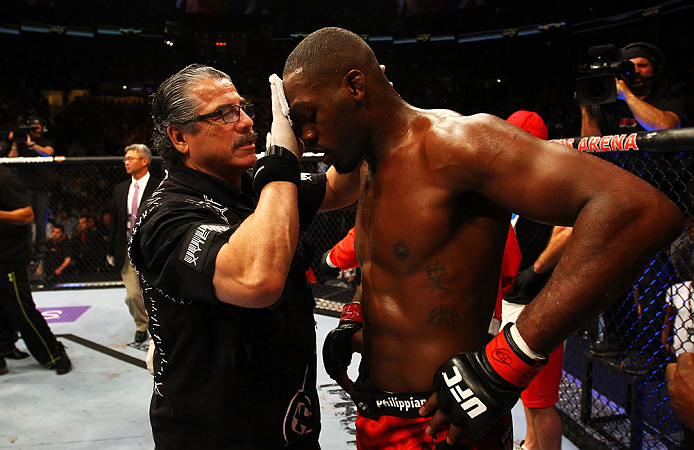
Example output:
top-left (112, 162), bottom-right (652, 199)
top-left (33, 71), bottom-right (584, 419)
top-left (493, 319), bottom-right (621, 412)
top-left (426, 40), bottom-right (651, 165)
top-left (575, 44), bottom-right (635, 106)
top-left (10, 118), bottom-right (45, 143)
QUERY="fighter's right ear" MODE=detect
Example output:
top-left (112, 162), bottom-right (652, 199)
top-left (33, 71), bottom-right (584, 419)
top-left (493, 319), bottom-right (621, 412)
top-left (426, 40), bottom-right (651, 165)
top-left (345, 69), bottom-right (365, 102)
top-left (167, 125), bottom-right (189, 155)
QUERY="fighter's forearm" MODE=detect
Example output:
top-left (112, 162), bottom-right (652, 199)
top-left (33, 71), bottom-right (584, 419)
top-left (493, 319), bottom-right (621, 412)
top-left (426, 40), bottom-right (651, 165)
top-left (516, 191), bottom-right (682, 355)
top-left (625, 92), bottom-right (681, 131)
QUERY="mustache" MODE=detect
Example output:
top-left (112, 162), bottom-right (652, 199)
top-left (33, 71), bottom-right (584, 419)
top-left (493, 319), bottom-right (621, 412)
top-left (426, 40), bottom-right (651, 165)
top-left (235, 130), bottom-right (258, 148)
top-left (628, 73), bottom-right (652, 82)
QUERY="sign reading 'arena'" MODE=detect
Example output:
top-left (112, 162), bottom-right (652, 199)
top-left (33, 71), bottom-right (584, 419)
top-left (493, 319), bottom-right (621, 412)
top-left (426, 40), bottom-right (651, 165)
top-left (553, 133), bottom-right (640, 152)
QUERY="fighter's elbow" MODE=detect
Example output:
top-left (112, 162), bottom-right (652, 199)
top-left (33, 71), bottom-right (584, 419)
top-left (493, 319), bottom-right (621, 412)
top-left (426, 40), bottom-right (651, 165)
top-left (631, 192), bottom-right (683, 246)
top-left (658, 199), bottom-right (684, 242)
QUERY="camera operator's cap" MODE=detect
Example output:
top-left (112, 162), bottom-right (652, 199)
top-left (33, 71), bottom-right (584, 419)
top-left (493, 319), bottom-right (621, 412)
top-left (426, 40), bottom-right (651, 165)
top-left (618, 42), bottom-right (664, 71)
top-left (26, 116), bottom-right (47, 131)
top-left (506, 110), bottom-right (548, 140)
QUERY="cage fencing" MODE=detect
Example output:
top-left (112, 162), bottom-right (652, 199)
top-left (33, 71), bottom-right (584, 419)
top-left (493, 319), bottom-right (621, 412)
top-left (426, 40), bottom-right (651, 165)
top-left (2, 128), bottom-right (694, 449)
top-left (553, 128), bottom-right (694, 450)
top-left (0, 156), bottom-right (357, 295)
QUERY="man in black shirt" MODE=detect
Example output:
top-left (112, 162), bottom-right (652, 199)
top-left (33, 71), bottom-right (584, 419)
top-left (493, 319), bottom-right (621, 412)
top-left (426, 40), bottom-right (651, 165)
top-left (43, 224), bottom-right (72, 282)
top-left (8, 116), bottom-right (54, 158)
top-left (0, 165), bottom-right (71, 375)
top-left (581, 42), bottom-right (688, 136)
top-left (8, 116), bottom-right (54, 250)
top-left (130, 64), bottom-right (360, 449)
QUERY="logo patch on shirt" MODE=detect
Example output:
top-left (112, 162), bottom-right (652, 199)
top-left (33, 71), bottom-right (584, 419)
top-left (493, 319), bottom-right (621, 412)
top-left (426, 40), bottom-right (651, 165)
top-left (180, 224), bottom-right (230, 272)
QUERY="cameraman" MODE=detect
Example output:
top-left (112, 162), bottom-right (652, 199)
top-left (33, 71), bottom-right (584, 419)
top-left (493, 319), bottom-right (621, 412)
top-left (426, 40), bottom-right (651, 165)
top-left (581, 42), bottom-right (688, 136)
top-left (8, 116), bottom-right (54, 157)
top-left (7, 116), bottom-right (53, 251)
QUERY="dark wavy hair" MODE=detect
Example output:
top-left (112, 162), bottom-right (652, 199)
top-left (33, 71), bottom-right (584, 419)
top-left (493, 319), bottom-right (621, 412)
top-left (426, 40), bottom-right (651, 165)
top-left (151, 64), bottom-right (231, 168)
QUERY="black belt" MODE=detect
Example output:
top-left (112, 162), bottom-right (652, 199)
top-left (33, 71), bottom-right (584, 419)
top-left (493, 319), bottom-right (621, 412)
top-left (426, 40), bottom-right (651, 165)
top-left (351, 374), bottom-right (433, 420)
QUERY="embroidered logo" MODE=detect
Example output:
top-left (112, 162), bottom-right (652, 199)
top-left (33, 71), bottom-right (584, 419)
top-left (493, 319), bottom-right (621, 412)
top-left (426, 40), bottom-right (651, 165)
top-left (180, 224), bottom-right (230, 272)
top-left (283, 366), bottom-right (314, 443)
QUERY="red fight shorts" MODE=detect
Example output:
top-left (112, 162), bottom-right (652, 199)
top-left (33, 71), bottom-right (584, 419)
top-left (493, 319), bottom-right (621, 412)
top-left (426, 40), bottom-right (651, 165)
top-left (355, 411), bottom-right (513, 450)
top-left (501, 300), bottom-right (564, 408)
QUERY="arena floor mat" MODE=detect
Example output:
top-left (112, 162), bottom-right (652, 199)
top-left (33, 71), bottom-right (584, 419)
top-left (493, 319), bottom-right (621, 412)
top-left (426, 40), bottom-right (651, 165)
top-left (0, 287), bottom-right (579, 449)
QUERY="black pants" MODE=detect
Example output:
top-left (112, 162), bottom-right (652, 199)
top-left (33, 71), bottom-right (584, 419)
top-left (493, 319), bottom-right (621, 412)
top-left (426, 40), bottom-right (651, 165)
top-left (0, 320), bottom-right (19, 354)
top-left (0, 264), bottom-right (61, 366)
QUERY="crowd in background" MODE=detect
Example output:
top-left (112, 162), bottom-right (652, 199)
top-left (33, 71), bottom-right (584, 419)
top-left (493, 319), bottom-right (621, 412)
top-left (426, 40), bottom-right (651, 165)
top-left (1, 2), bottom-right (692, 158)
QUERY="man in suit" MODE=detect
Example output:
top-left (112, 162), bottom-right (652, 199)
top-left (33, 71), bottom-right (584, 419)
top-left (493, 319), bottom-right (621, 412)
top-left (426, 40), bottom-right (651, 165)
top-left (108, 144), bottom-right (161, 343)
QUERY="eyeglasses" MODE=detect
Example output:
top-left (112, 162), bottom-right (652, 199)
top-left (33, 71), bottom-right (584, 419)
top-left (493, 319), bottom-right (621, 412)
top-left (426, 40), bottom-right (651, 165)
top-left (124, 157), bottom-right (144, 162)
top-left (185, 103), bottom-right (255, 124)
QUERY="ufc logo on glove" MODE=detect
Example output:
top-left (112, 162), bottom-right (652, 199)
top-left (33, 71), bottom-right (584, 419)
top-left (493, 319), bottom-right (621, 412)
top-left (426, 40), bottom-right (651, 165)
top-left (443, 366), bottom-right (488, 418)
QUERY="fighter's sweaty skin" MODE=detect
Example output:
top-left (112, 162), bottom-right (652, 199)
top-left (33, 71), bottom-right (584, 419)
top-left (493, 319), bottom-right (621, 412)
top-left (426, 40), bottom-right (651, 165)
top-left (355, 118), bottom-right (510, 393)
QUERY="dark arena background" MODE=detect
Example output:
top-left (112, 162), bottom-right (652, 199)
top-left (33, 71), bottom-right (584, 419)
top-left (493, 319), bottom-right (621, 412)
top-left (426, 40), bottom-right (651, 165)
top-left (2, 1), bottom-right (694, 449)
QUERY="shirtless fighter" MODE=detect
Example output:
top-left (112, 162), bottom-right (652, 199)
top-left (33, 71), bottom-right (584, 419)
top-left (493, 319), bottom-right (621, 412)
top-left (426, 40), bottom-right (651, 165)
top-left (281, 27), bottom-right (683, 449)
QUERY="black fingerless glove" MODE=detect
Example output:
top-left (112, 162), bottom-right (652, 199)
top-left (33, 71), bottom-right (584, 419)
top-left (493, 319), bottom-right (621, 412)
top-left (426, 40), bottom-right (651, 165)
top-left (433, 324), bottom-right (547, 440)
top-left (322, 302), bottom-right (362, 380)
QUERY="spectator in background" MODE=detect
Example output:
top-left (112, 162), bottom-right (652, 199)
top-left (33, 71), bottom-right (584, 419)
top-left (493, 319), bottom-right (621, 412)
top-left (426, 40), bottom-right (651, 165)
top-left (669, 216), bottom-right (694, 283)
top-left (87, 215), bottom-right (107, 273)
top-left (70, 214), bottom-right (101, 275)
top-left (41, 224), bottom-right (72, 282)
top-left (581, 42), bottom-right (688, 136)
top-left (666, 352), bottom-right (694, 446)
top-left (101, 211), bottom-right (112, 233)
top-left (96, 212), bottom-right (112, 271)
top-left (107, 144), bottom-right (161, 344)
top-left (55, 209), bottom-right (78, 237)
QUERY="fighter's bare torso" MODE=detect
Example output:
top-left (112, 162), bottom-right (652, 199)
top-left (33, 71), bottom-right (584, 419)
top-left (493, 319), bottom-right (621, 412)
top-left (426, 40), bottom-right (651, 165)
top-left (355, 110), bottom-right (510, 393)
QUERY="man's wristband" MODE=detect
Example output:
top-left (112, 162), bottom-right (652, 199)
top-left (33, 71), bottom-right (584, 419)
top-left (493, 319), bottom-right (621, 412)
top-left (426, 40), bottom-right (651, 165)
top-left (265, 144), bottom-right (299, 161)
top-left (252, 145), bottom-right (301, 194)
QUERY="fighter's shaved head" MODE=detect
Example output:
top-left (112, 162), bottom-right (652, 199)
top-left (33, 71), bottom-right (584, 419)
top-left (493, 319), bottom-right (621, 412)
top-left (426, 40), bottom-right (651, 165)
top-left (283, 27), bottom-right (382, 86)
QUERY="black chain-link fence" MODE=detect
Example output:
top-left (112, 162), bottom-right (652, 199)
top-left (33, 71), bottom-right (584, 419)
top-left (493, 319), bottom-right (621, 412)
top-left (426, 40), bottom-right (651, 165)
top-left (2, 128), bottom-right (693, 449)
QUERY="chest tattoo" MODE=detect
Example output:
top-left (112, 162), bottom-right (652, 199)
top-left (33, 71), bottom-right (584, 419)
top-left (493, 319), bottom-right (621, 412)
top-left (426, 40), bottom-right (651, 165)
top-left (426, 304), bottom-right (459, 329)
top-left (426, 260), bottom-right (448, 292)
